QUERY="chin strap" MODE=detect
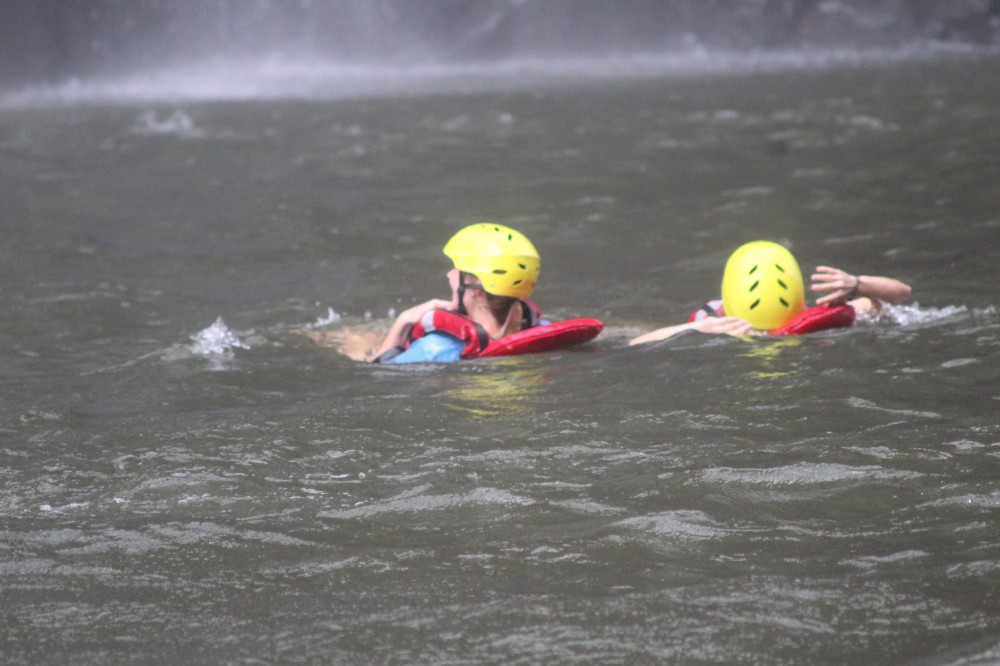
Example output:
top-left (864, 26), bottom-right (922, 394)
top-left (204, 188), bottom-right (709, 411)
top-left (455, 284), bottom-right (469, 316)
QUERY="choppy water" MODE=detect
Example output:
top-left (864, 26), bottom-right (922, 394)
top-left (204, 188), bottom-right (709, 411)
top-left (2, 50), bottom-right (999, 665)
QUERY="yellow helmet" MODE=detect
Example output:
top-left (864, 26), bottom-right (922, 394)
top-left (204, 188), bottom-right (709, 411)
top-left (443, 223), bottom-right (540, 299)
top-left (721, 241), bottom-right (805, 331)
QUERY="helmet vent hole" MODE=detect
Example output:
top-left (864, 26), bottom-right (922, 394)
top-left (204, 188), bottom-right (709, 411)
top-left (749, 299), bottom-right (761, 310)
top-left (749, 265), bottom-right (758, 275)
top-left (780, 298), bottom-right (789, 307)
top-left (749, 280), bottom-right (760, 292)
top-left (778, 279), bottom-right (787, 290)
top-left (518, 263), bottom-right (526, 270)
top-left (775, 263), bottom-right (786, 273)
top-left (492, 269), bottom-right (507, 275)
top-left (513, 279), bottom-right (523, 286)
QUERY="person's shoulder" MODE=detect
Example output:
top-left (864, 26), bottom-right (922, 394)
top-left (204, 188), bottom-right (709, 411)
top-left (848, 296), bottom-right (879, 315)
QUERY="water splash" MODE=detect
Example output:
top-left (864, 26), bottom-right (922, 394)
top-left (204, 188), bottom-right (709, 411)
top-left (879, 303), bottom-right (971, 328)
top-left (309, 307), bottom-right (342, 328)
top-left (188, 317), bottom-right (250, 358)
top-left (131, 109), bottom-right (205, 138)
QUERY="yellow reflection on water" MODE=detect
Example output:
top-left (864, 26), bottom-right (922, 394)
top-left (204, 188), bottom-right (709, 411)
top-left (440, 365), bottom-right (554, 419)
top-left (738, 336), bottom-right (803, 378)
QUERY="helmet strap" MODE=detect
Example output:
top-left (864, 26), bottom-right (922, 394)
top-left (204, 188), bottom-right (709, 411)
top-left (455, 272), bottom-right (482, 316)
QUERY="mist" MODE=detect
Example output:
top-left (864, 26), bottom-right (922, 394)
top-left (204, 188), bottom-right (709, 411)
top-left (0, 0), bottom-right (1000, 108)
top-left (2, 0), bottom-right (998, 92)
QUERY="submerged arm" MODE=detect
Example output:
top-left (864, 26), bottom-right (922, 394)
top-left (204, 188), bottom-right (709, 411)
top-left (629, 316), bottom-right (753, 346)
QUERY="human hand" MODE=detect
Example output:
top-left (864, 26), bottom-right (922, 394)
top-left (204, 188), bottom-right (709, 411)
top-left (811, 266), bottom-right (860, 304)
top-left (692, 316), bottom-right (754, 335)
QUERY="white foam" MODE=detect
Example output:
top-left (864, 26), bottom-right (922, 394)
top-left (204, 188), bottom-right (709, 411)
top-left (702, 462), bottom-right (919, 486)
top-left (879, 303), bottom-right (971, 328)
top-left (615, 510), bottom-right (725, 540)
top-left (318, 486), bottom-right (532, 520)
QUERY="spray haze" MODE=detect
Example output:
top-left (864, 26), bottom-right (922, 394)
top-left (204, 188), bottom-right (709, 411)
top-left (1, 0), bottom-right (997, 105)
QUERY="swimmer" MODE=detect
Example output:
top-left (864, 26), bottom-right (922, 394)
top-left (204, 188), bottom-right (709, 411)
top-left (629, 240), bottom-right (912, 345)
top-left (362, 223), bottom-right (600, 363)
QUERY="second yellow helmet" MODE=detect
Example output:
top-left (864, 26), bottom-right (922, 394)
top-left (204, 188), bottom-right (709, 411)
top-left (721, 241), bottom-right (805, 331)
top-left (443, 223), bottom-right (540, 299)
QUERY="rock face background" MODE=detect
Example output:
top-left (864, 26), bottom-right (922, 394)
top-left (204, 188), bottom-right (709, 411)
top-left (2, 0), bottom-right (998, 88)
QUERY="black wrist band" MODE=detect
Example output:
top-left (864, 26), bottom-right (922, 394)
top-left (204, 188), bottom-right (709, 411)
top-left (846, 276), bottom-right (860, 300)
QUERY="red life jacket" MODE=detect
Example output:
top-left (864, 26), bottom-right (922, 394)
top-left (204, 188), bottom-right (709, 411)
top-left (768, 303), bottom-right (855, 335)
top-left (687, 300), bottom-right (856, 335)
top-left (408, 300), bottom-right (603, 359)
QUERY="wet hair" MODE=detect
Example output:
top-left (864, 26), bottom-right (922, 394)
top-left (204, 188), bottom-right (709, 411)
top-left (485, 290), bottom-right (516, 319)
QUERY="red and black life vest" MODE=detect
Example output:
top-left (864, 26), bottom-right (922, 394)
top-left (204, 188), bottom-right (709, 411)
top-left (409, 300), bottom-right (603, 359)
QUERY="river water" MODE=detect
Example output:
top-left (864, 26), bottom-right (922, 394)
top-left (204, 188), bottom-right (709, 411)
top-left (2, 49), bottom-right (999, 665)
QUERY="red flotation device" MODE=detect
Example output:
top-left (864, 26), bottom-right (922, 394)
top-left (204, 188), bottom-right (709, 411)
top-left (410, 302), bottom-right (602, 359)
top-left (411, 309), bottom-right (491, 359)
top-left (687, 300), bottom-right (855, 335)
top-left (479, 318), bottom-right (604, 357)
top-left (768, 303), bottom-right (855, 336)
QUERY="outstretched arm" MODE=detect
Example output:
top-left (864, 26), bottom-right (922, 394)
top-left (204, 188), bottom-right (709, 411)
top-left (811, 266), bottom-right (912, 306)
top-left (629, 316), bottom-right (753, 346)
